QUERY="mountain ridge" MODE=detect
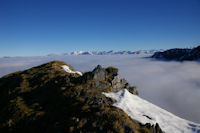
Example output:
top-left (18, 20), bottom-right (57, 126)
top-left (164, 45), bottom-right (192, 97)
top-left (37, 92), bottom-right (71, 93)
top-left (0, 61), bottom-right (163, 133)
top-left (47, 49), bottom-right (162, 56)
top-left (152, 45), bottom-right (200, 61)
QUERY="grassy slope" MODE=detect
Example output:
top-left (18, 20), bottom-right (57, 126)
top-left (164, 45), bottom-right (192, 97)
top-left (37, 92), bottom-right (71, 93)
top-left (0, 61), bottom-right (160, 133)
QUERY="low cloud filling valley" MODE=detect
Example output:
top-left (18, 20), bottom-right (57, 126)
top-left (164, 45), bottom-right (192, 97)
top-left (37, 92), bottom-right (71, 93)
top-left (0, 55), bottom-right (200, 123)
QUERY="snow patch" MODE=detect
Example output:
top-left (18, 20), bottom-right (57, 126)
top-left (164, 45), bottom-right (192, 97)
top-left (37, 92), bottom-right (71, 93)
top-left (103, 89), bottom-right (200, 133)
top-left (61, 65), bottom-right (82, 76)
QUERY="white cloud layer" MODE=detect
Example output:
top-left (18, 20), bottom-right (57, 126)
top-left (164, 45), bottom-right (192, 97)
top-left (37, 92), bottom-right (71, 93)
top-left (0, 54), bottom-right (200, 123)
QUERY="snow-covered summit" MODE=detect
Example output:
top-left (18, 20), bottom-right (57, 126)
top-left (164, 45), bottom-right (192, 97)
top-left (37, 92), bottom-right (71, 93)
top-left (103, 89), bottom-right (200, 133)
top-left (68, 50), bottom-right (161, 55)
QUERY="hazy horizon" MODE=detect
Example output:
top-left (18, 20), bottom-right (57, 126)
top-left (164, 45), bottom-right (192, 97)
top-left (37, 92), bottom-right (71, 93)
top-left (0, 45), bottom-right (197, 58)
top-left (0, 49), bottom-right (161, 57)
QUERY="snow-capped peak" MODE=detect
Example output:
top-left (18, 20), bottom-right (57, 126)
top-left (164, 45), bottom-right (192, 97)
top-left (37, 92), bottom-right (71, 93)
top-left (61, 65), bottom-right (82, 76)
top-left (46, 50), bottom-right (162, 57)
top-left (70, 51), bottom-right (84, 55)
top-left (103, 89), bottom-right (200, 133)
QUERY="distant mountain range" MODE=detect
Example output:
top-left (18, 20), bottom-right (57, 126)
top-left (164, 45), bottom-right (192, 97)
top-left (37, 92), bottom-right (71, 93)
top-left (152, 46), bottom-right (200, 61)
top-left (2, 50), bottom-right (162, 58)
top-left (47, 49), bottom-right (162, 56)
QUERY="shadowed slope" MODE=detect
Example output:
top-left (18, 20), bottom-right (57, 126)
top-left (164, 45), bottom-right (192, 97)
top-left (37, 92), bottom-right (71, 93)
top-left (152, 45), bottom-right (200, 61)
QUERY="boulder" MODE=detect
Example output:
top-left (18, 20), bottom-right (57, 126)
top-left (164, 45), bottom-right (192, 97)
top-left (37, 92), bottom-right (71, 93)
top-left (92, 65), bottom-right (106, 86)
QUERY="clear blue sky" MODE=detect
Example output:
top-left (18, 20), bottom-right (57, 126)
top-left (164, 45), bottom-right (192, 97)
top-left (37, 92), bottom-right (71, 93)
top-left (0, 0), bottom-right (200, 56)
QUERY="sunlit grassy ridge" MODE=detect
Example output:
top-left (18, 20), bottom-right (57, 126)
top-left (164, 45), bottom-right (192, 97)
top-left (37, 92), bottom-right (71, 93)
top-left (0, 61), bottom-right (162, 133)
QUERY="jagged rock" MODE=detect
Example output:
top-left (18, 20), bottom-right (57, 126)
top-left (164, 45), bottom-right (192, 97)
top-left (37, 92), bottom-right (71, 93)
top-left (92, 65), bottom-right (106, 86)
top-left (155, 123), bottom-right (163, 133)
top-left (141, 123), bottom-right (163, 133)
top-left (111, 76), bottom-right (138, 95)
top-left (111, 75), bottom-right (121, 91)
top-left (96, 81), bottom-right (108, 90)
top-left (105, 66), bottom-right (118, 78)
top-left (89, 65), bottom-right (138, 95)
top-left (128, 86), bottom-right (138, 95)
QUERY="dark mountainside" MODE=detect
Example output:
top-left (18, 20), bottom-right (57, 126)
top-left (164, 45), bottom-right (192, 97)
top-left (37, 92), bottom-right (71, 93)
top-left (0, 61), bottom-right (163, 133)
top-left (152, 45), bottom-right (200, 61)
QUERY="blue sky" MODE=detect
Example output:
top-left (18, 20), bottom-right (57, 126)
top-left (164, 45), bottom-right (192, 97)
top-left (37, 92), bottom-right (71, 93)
top-left (0, 0), bottom-right (200, 56)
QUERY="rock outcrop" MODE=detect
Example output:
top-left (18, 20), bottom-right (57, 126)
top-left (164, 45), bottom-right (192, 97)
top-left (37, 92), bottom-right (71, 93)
top-left (83, 65), bottom-right (138, 95)
top-left (141, 123), bottom-right (163, 133)
top-left (152, 45), bottom-right (200, 61)
top-left (92, 65), bottom-right (106, 86)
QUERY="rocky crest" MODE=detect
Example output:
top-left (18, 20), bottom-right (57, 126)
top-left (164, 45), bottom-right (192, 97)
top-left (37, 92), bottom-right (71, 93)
top-left (0, 61), bottom-right (162, 133)
top-left (152, 45), bottom-right (200, 61)
top-left (82, 64), bottom-right (138, 95)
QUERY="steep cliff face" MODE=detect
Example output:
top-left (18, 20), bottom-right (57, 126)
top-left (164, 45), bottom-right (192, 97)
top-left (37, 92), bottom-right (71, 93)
top-left (0, 61), bottom-right (162, 133)
top-left (152, 45), bottom-right (200, 61)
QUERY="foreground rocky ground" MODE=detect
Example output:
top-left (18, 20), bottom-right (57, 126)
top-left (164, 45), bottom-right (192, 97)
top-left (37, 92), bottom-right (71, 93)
top-left (0, 61), bottom-right (163, 133)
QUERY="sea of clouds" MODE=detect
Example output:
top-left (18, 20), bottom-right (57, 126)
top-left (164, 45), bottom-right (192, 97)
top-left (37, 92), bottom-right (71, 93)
top-left (0, 54), bottom-right (200, 123)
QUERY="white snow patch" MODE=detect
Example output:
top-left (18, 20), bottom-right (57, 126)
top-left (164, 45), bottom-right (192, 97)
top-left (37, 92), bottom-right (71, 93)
top-left (61, 65), bottom-right (82, 76)
top-left (103, 89), bottom-right (200, 133)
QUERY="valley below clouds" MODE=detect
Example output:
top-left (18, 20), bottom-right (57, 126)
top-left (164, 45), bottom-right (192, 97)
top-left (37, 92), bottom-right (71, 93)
top-left (0, 54), bottom-right (200, 123)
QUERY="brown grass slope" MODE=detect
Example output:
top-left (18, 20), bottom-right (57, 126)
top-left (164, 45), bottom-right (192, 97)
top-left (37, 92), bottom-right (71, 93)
top-left (0, 61), bottom-right (163, 133)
